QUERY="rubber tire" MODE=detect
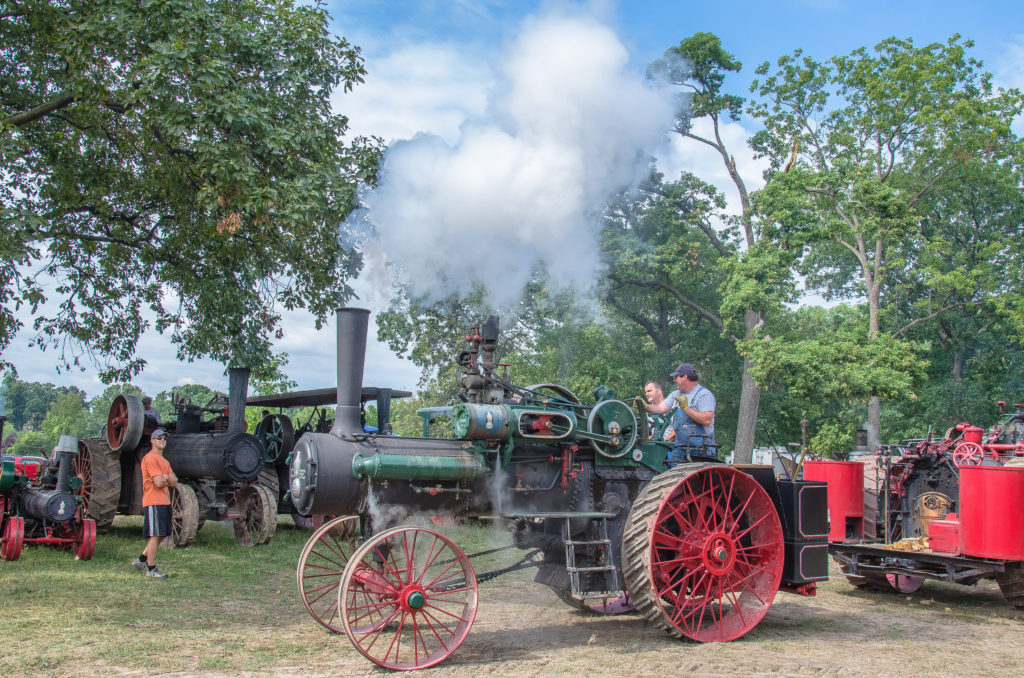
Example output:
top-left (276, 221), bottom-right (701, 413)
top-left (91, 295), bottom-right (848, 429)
top-left (79, 438), bottom-right (121, 534)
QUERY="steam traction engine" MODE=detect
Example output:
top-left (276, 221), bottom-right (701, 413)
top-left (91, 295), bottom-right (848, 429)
top-left (0, 422), bottom-right (97, 561)
top-left (823, 403), bottom-right (1024, 607)
top-left (79, 369), bottom-right (275, 546)
top-left (290, 308), bottom-right (830, 670)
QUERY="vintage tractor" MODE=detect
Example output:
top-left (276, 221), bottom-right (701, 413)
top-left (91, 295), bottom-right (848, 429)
top-left (0, 425), bottom-right (97, 562)
top-left (78, 369), bottom-right (276, 546)
top-left (246, 385), bottom-right (411, 528)
top-left (289, 308), bottom-right (830, 670)
top-left (823, 402), bottom-right (1024, 607)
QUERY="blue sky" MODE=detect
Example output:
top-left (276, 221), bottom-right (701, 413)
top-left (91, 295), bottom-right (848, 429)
top-left (4, 0), bottom-right (1023, 403)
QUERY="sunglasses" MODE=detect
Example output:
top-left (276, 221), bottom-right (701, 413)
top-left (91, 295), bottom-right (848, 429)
top-left (154, 436), bottom-right (168, 441)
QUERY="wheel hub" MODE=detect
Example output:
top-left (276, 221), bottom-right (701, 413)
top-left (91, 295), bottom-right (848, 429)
top-left (701, 532), bottom-right (737, 576)
top-left (400, 585), bottom-right (427, 612)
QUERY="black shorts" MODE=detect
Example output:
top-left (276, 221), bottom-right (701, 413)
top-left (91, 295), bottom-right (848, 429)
top-left (143, 504), bottom-right (171, 538)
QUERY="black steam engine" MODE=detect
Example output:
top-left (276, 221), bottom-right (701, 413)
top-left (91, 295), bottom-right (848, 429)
top-left (290, 308), bottom-right (830, 670)
top-left (79, 369), bottom-right (275, 546)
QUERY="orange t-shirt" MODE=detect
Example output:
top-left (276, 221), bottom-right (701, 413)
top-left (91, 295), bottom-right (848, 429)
top-left (141, 450), bottom-right (173, 507)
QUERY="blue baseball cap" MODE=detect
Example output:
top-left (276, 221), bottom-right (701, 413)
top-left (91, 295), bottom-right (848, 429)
top-left (151, 428), bottom-right (168, 439)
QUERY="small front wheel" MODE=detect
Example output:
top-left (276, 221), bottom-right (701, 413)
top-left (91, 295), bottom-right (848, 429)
top-left (338, 526), bottom-right (478, 670)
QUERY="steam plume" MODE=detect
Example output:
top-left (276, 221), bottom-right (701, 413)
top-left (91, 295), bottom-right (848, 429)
top-left (350, 6), bottom-right (679, 307)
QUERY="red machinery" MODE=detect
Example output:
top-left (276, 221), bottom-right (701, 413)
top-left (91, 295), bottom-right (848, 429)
top-left (0, 428), bottom-right (97, 562)
top-left (827, 402), bottom-right (1024, 607)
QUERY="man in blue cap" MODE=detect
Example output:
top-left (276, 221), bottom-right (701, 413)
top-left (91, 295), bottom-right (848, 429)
top-left (645, 363), bottom-right (716, 465)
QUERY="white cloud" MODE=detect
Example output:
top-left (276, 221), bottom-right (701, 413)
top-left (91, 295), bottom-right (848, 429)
top-left (657, 117), bottom-right (769, 217)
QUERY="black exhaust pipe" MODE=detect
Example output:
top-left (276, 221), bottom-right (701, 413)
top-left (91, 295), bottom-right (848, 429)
top-left (332, 308), bottom-right (370, 438)
top-left (228, 367), bottom-right (250, 434)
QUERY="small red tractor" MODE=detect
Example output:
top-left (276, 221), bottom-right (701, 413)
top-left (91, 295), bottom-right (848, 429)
top-left (0, 420), bottom-right (97, 561)
top-left (812, 402), bottom-right (1024, 608)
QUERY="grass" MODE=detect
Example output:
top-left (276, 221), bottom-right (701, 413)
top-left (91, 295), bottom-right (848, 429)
top-left (0, 515), bottom-right (518, 676)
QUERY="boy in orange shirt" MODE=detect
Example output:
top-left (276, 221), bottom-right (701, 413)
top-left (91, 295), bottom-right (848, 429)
top-left (131, 428), bottom-right (177, 578)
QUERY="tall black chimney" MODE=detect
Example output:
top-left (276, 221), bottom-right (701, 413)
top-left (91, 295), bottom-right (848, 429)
top-left (333, 308), bottom-right (370, 438)
top-left (228, 367), bottom-right (250, 433)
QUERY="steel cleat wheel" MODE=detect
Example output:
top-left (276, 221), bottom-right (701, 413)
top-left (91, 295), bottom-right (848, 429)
top-left (296, 515), bottom-right (363, 633)
top-left (622, 463), bottom-right (784, 642)
top-left (338, 525), bottom-right (478, 670)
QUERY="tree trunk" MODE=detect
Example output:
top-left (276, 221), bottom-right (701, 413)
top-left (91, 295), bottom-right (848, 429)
top-left (732, 309), bottom-right (763, 464)
top-left (733, 356), bottom-right (761, 464)
top-left (866, 268), bottom-right (882, 451)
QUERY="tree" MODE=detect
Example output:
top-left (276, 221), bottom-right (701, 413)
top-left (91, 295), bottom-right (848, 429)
top-left (750, 35), bottom-right (1024, 447)
top-left (41, 390), bottom-right (87, 438)
top-left (646, 33), bottom-right (774, 462)
top-left (1, 369), bottom-right (86, 429)
top-left (1, 0), bottom-right (380, 381)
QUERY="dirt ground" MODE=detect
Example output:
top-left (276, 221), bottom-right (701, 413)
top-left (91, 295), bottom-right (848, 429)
top-left (150, 559), bottom-right (1023, 678)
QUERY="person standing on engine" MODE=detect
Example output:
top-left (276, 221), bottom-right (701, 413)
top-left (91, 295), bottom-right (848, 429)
top-left (643, 380), bottom-right (671, 440)
top-left (142, 396), bottom-right (162, 424)
top-left (131, 428), bottom-right (177, 579)
top-left (645, 363), bottom-right (716, 465)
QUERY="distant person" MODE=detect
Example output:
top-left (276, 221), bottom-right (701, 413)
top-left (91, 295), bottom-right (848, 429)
top-left (142, 396), bottom-right (161, 424)
top-left (131, 428), bottom-right (176, 579)
top-left (645, 363), bottom-right (716, 465)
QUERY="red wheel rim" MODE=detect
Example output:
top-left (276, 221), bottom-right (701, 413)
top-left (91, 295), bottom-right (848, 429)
top-left (2, 516), bottom-right (25, 561)
top-left (339, 526), bottom-right (478, 670)
top-left (75, 519), bottom-right (96, 560)
top-left (886, 573), bottom-right (923, 593)
top-left (73, 441), bottom-right (93, 520)
top-left (649, 466), bottom-right (783, 641)
top-left (953, 442), bottom-right (984, 466)
top-left (296, 515), bottom-right (362, 633)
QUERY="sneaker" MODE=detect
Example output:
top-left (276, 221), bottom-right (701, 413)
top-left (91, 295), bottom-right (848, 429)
top-left (131, 558), bottom-right (147, 573)
top-left (145, 566), bottom-right (168, 579)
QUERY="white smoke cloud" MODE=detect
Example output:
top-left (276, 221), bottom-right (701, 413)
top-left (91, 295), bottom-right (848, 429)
top-left (350, 5), bottom-right (679, 308)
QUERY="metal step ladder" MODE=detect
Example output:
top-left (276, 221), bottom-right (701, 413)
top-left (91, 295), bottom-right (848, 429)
top-left (561, 514), bottom-right (626, 604)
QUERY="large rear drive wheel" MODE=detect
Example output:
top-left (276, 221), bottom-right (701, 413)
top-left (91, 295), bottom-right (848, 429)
top-left (622, 463), bottom-right (784, 642)
top-left (338, 526), bottom-right (478, 670)
top-left (996, 562), bottom-right (1024, 609)
top-left (297, 515), bottom-right (363, 632)
top-left (78, 439), bottom-right (121, 533)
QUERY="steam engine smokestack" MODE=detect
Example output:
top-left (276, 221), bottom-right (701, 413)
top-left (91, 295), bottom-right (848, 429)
top-left (228, 367), bottom-right (250, 434)
top-left (333, 308), bottom-right (370, 438)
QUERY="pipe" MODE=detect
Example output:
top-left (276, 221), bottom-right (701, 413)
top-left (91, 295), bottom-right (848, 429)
top-left (228, 367), bottom-right (250, 434)
top-left (333, 308), bottom-right (370, 439)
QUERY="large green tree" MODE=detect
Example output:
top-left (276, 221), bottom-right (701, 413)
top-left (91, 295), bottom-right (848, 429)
top-left (1, 0), bottom-right (380, 381)
top-left (750, 35), bottom-right (1024, 447)
top-left (646, 33), bottom-right (774, 462)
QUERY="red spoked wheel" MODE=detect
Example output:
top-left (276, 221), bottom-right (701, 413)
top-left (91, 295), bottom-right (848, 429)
top-left (953, 442), bottom-right (985, 466)
top-left (296, 515), bottom-right (363, 633)
top-left (338, 526), bottom-right (478, 670)
top-left (622, 463), bottom-right (784, 642)
top-left (1, 516), bottom-right (25, 561)
top-left (106, 394), bottom-right (144, 453)
top-left (74, 518), bottom-right (97, 560)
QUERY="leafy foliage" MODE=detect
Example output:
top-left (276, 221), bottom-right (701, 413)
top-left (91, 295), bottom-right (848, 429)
top-left (1, 0), bottom-right (381, 380)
